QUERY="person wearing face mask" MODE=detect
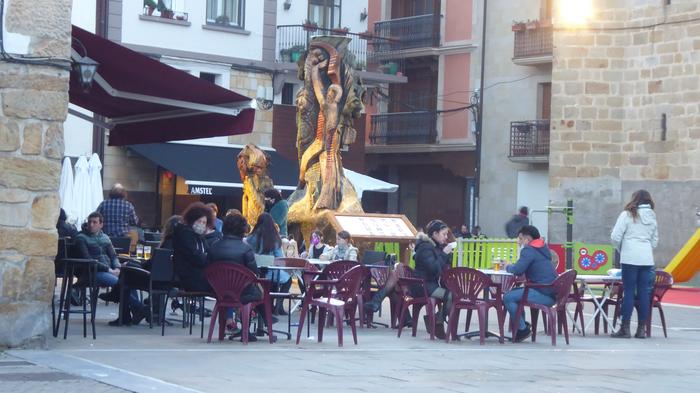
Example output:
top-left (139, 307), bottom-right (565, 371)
top-left (321, 231), bottom-right (358, 261)
top-left (264, 188), bottom-right (288, 238)
top-left (412, 219), bottom-right (456, 340)
top-left (501, 225), bottom-right (558, 342)
top-left (172, 202), bottom-right (213, 293)
top-left (300, 230), bottom-right (332, 259)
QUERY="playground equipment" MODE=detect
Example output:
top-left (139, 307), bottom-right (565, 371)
top-left (664, 228), bottom-right (700, 283)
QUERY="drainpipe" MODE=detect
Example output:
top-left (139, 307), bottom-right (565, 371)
top-left (474, 0), bottom-right (487, 227)
top-left (93, 0), bottom-right (109, 178)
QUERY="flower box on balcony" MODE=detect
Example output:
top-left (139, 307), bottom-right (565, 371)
top-left (526, 20), bottom-right (540, 30)
top-left (144, 0), bottom-right (156, 15)
top-left (331, 27), bottom-right (349, 36)
top-left (512, 22), bottom-right (526, 32)
top-left (302, 20), bottom-right (318, 32)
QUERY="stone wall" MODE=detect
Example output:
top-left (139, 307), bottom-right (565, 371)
top-left (0, 0), bottom-right (72, 347)
top-left (549, 0), bottom-right (700, 266)
top-left (227, 69), bottom-right (274, 147)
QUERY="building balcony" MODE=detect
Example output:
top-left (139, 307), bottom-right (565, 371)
top-left (369, 111), bottom-right (437, 146)
top-left (276, 25), bottom-right (406, 84)
top-left (509, 120), bottom-right (550, 163)
top-left (512, 23), bottom-right (552, 65)
top-left (371, 14), bottom-right (440, 58)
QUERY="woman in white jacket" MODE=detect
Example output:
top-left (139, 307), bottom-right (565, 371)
top-left (610, 189), bottom-right (658, 338)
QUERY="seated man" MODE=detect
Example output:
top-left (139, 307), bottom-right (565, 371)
top-left (75, 212), bottom-right (147, 326)
top-left (207, 213), bottom-right (276, 340)
top-left (502, 225), bottom-right (558, 342)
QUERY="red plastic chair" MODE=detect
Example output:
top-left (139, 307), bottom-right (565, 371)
top-left (513, 270), bottom-right (577, 346)
top-left (464, 273), bottom-right (519, 334)
top-left (394, 263), bottom-right (442, 340)
top-left (314, 260), bottom-right (360, 326)
top-left (646, 271), bottom-right (673, 338)
top-left (363, 266), bottom-right (398, 328)
top-left (204, 263), bottom-right (274, 345)
top-left (442, 267), bottom-right (505, 344)
top-left (295, 265), bottom-right (365, 347)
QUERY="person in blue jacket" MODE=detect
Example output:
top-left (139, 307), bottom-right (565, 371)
top-left (502, 225), bottom-right (558, 342)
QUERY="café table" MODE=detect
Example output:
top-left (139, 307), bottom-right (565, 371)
top-left (453, 269), bottom-right (515, 341)
top-left (260, 265), bottom-right (308, 340)
top-left (575, 274), bottom-right (622, 334)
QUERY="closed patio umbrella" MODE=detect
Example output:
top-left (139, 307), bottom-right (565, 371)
top-left (88, 153), bottom-right (104, 212)
top-left (344, 169), bottom-right (399, 200)
top-left (72, 156), bottom-right (92, 226)
top-left (59, 157), bottom-right (76, 223)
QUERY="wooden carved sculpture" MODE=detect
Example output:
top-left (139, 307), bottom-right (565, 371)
top-left (237, 144), bottom-right (273, 228)
top-left (288, 36), bottom-right (365, 238)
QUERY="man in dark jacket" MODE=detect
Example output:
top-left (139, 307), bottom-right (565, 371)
top-left (503, 225), bottom-right (558, 342)
top-left (412, 220), bottom-right (456, 339)
top-left (505, 206), bottom-right (529, 238)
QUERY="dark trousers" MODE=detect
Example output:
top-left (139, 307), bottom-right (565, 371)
top-left (620, 264), bottom-right (654, 323)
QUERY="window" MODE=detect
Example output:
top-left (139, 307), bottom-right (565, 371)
top-left (308, 0), bottom-right (341, 29)
top-left (199, 72), bottom-right (218, 84)
top-left (281, 83), bottom-right (295, 105)
top-left (206, 0), bottom-right (244, 28)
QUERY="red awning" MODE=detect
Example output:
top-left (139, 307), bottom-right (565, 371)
top-left (69, 26), bottom-right (255, 146)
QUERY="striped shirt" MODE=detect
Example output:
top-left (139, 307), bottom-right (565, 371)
top-left (96, 198), bottom-right (138, 237)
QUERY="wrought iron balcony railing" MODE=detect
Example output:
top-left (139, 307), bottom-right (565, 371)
top-left (513, 25), bottom-right (552, 59)
top-left (372, 14), bottom-right (440, 54)
top-left (370, 111), bottom-right (437, 145)
top-left (276, 25), bottom-right (371, 71)
top-left (509, 120), bottom-right (550, 158)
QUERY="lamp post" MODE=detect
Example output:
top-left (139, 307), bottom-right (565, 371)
top-left (71, 37), bottom-right (99, 91)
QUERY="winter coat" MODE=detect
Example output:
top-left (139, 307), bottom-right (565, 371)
top-left (412, 233), bottom-right (451, 296)
top-left (208, 235), bottom-right (261, 302)
top-left (505, 214), bottom-right (529, 238)
top-left (506, 238), bottom-right (558, 296)
top-left (321, 244), bottom-right (359, 261)
top-left (269, 200), bottom-right (289, 237)
top-left (610, 204), bottom-right (658, 266)
top-left (172, 223), bottom-right (211, 292)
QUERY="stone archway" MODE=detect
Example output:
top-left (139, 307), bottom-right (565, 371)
top-left (0, 0), bottom-right (73, 347)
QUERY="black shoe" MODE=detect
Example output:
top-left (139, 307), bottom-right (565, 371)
top-left (108, 318), bottom-right (131, 327)
top-left (99, 291), bottom-right (120, 303)
top-left (170, 299), bottom-right (183, 313)
top-left (515, 322), bottom-right (532, 343)
top-left (131, 307), bottom-right (151, 326)
top-left (434, 322), bottom-right (446, 340)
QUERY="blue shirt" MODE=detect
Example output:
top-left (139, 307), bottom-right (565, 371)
top-left (96, 198), bottom-right (138, 237)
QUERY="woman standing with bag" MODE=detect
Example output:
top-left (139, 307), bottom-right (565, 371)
top-left (610, 190), bottom-right (658, 338)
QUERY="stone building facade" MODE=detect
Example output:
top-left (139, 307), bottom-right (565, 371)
top-left (549, 0), bottom-right (700, 265)
top-left (0, 0), bottom-right (72, 346)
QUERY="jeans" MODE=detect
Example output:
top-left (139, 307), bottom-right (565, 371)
top-left (430, 287), bottom-right (452, 323)
top-left (504, 287), bottom-right (555, 331)
top-left (94, 272), bottom-right (141, 312)
top-left (265, 269), bottom-right (291, 284)
top-left (620, 264), bottom-right (654, 323)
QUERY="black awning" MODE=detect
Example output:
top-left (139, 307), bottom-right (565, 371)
top-left (129, 143), bottom-right (299, 195)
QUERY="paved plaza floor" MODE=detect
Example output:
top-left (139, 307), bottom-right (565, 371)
top-left (5, 298), bottom-right (700, 393)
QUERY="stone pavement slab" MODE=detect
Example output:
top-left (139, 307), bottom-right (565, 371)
top-left (9, 299), bottom-right (700, 392)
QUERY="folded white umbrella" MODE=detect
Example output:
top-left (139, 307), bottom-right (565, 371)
top-left (59, 157), bottom-right (76, 223)
top-left (88, 153), bottom-right (104, 213)
top-left (72, 156), bottom-right (92, 226)
top-left (344, 169), bottom-right (399, 200)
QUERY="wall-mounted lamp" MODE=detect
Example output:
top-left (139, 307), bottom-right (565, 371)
top-left (360, 8), bottom-right (368, 21)
top-left (284, 0), bottom-right (291, 11)
top-left (253, 85), bottom-right (274, 111)
top-left (71, 38), bottom-right (99, 91)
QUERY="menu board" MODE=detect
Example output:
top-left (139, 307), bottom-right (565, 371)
top-left (331, 213), bottom-right (417, 240)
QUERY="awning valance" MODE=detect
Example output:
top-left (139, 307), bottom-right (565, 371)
top-left (69, 26), bottom-right (255, 146)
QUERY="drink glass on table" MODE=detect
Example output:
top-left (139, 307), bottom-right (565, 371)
top-left (136, 243), bottom-right (144, 259)
top-left (493, 258), bottom-right (501, 271)
top-left (144, 245), bottom-right (152, 260)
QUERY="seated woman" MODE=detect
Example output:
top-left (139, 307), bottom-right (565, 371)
top-left (208, 213), bottom-right (269, 339)
top-left (159, 215), bottom-right (181, 251)
top-left (172, 202), bottom-right (213, 293)
top-left (245, 213), bottom-right (293, 315)
top-left (320, 230), bottom-right (358, 261)
top-left (300, 230), bottom-right (331, 259)
top-left (411, 219), bottom-right (456, 339)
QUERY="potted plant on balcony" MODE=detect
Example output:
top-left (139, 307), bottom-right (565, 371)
top-left (144, 0), bottom-right (156, 15)
top-left (289, 45), bottom-right (306, 62)
top-left (331, 26), bottom-right (350, 36)
top-left (526, 19), bottom-right (540, 30)
top-left (512, 20), bottom-right (526, 32)
top-left (157, 0), bottom-right (173, 19)
top-left (302, 19), bottom-right (318, 32)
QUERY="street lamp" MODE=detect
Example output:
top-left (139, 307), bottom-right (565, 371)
top-left (71, 38), bottom-right (99, 91)
top-left (558, 0), bottom-right (593, 27)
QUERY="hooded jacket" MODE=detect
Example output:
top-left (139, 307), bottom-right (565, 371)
top-left (505, 214), bottom-right (529, 238)
top-left (412, 233), bottom-right (451, 296)
top-left (172, 222), bottom-right (211, 292)
top-left (506, 238), bottom-right (557, 296)
top-left (610, 204), bottom-right (658, 266)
